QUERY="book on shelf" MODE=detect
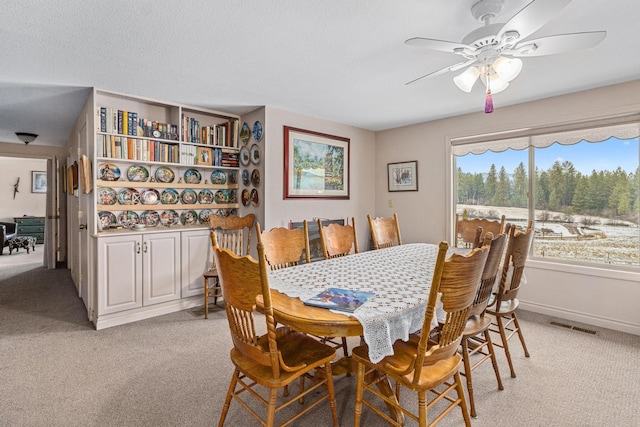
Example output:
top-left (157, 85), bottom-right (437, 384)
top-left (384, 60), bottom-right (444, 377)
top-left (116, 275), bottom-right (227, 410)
top-left (303, 288), bottom-right (375, 313)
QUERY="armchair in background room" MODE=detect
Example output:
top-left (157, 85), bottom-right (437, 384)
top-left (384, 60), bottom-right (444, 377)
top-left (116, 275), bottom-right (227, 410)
top-left (1, 222), bottom-right (18, 255)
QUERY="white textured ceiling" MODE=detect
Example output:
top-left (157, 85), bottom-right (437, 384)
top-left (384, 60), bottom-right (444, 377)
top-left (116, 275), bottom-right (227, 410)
top-left (1, 0), bottom-right (639, 147)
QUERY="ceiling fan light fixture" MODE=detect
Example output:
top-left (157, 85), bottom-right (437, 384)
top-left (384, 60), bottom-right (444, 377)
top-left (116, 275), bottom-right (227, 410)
top-left (480, 72), bottom-right (509, 94)
top-left (453, 66), bottom-right (480, 92)
top-left (493, 56), bottom-right (522, 82)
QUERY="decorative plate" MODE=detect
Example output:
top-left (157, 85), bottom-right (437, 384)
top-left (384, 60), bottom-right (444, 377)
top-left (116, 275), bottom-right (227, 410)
top-left (98, 211), bottom-right (117, 230)
top-left (214, 190), bottom-right (227, 204)
top-left (180, 210), bottom-right (198, 225)
top-left (240, 147), bottom-right (251, 166)
top-left (250, 144), bottom-right (261, 165)
top-left (141, 188), bottom-right (160, 205)
top-left (184, 168), bottom-right (202, 184)
top-left (241, 189), bottom-right (250, 206)
top-left (180, 189), bottom-right (198, 204)
top-left (212, 208), bottom-right (231, 218)
top-left (155, 166), bottom-right (175, 183)
top-left (252, 120), bottom-right (263, 141)
top-left (118, 210), bottom-right (140, 227)
top-left (242, 169), bottom-right (250, 186)
top-left (117, 188), bottom-right (141, 205)
top-left (240, 122), bottom-right (251, 144)
top-left (127, 165), bottom-right (150, 182)
top-left (198, 189), bottom-right (214, 204)
top-left (228, 170), bottom-right (238, 185)
top-left (161, 210), bottom-right (180, 226)
top-left (199, 209), bottom-right (213, 224)
top-left (228, 189), bottom-right (237, 203)
top-left (250, 189), bottom-right (259, 207)
top-left (141, 210), bottom-right (161, 227)
top-left (161, 188), bottom-right (179, 204)
top-left (99, 164), bottom-right (121, 181)
top-left (211, 169), bottom-right (226, 185)
top-left (98, 187), bottom-right (117, 205)
top-left (251, 169), bottom-right (260, 187)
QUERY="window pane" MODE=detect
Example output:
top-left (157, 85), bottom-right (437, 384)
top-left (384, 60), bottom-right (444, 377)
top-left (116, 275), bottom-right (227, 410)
top-left (455, 148), bottom-right (529, 246)
top-left (533, 137), bottom-right (640, 266)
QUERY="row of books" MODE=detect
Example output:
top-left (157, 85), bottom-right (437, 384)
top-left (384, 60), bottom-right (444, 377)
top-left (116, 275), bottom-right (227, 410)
top-left (97, 107), bottom-right (178, 140)
top-left (97, 135), bottom-right (180, 163)
top-left (182, 115), bottom-right (240, 148)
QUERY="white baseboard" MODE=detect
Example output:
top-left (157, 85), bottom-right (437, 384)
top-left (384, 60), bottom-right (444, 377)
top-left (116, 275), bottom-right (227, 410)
top-left (519, 301), bottom-right (640, 336)
top-left (94, 296), bottom-right (203, 330)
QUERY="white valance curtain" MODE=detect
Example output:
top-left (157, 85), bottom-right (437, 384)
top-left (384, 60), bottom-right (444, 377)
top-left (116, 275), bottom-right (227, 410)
top-left (452, 121), bottom-right (640, 157)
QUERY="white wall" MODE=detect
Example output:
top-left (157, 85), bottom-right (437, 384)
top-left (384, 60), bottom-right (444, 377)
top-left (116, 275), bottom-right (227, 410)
top-left (375, 80), bottom-right (640, 335)
top-left (0, 156), bottom-right (47, 222)
top-left (263, 106), bottom-right (376, 252)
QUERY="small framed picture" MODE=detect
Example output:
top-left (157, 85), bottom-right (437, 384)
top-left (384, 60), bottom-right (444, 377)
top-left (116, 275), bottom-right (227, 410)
top-left (387, 161), bottom-right (418, 192)
top-left (196, 147), bottom-right (212, 165)
top-left (32, 171), bottom-right (47, 193)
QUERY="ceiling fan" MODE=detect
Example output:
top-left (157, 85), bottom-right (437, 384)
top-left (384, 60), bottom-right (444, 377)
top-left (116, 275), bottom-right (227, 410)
top-left (405, 0), bottom-right (606, 112)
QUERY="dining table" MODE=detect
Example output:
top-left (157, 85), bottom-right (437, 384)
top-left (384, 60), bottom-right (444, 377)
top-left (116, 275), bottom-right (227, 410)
top-left (266, 243), bottom-right (467, 364)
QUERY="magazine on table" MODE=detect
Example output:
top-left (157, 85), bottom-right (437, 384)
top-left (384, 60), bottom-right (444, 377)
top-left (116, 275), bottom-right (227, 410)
top-left (303, 287), bottom-right (375, 313)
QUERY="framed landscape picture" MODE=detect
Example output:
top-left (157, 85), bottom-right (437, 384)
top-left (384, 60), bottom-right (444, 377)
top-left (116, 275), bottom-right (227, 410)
top-left (388, 161), bottom-right (418, 192)
top-left (283, 126), bottom-right (350, 199)
top-left (32, 171), bottom-right (47, 193)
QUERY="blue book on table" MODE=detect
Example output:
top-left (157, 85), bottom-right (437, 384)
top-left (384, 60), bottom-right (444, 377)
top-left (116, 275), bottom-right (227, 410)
top-left (304, 288), bottom-right (375, 313)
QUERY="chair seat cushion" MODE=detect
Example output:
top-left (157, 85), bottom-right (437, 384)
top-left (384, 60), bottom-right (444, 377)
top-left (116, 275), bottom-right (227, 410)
top-left (231, 327), bottom-right (335, 387)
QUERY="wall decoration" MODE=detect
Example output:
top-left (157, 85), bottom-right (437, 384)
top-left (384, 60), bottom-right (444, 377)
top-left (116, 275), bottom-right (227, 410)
top-left (32, 171), bottom-right (47, 193)
top-left (80, 155), bottom-right (93, 194)
top-left (196, 147), bottom-right (212, 166)
top-left (283, 126), bottom-right (350, 199)
top-left (387, 160), bottom-right (418, 192)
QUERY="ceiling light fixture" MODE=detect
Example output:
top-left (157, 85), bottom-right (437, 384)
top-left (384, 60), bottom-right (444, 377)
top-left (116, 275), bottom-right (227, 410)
top-left (15, 132), bottom-right (38, 144)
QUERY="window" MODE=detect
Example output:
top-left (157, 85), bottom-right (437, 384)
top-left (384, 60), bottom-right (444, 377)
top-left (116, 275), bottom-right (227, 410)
top-left (453, 121), bottom-right (640, 268)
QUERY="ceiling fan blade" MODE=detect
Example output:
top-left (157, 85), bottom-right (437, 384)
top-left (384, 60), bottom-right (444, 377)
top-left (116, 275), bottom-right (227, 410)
top-left (405, 59), bottom-right (477, 85)
top-left (510, 31), bottom-right (606, 57)
top-left (497, 0), bottom-right (573, 43)
top-left (404, 37), bottom-right (471, 54)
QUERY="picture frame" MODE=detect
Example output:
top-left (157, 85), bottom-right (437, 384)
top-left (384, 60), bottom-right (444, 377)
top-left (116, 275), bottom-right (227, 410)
top-left (387, 161), bottom-right (418, 192)
top-left (283, 126), bottom-right (350, 199)
top-left (32, 171), bottom-right (47, 193)
top-left (196, 147), bottom-right (212, 165)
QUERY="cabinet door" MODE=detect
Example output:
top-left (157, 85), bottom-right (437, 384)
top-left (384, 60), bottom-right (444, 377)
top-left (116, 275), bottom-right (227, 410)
top-left (142, 232), bottom-right (181, 305)
top-left (97, 235), bottom-right (142, 315)
top-left (181, 229), bottom-right (212, 298)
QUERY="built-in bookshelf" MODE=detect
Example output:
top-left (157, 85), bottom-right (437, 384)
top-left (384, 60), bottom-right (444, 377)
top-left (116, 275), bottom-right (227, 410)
top-left (93, 90), bottom-right (241, 235)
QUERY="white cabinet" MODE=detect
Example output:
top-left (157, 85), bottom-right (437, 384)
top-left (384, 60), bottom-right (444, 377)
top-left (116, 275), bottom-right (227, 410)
top-left (181, 229), bottom-right (212, 298)
top-left (97, 231), bottom-right (181, 315)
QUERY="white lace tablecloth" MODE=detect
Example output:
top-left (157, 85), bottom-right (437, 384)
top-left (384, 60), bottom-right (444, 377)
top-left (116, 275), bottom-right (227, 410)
top-left (268, 243), bottom-right (456, 363)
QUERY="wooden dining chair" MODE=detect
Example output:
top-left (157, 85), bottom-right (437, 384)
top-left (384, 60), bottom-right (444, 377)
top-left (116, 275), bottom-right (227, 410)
top-left (367, 213), bottom-right (402, 250)
top-left (459, 231), bottom-right (507, 418)
top-left (256, 222), bottom-right (310, 270)
top-left (317, 217), bottom-right (358, 356)
top-left (318, 217), bottom-right (359, 259)
top-left (213, 237), bottom-right (339, 427)
top-left (202, 213), bottom-right (255, 319)
top-left (455, 214), bottom-right (505, 248)
top-left (486, 223), bottom-right (534, 378)
top-left (352, 241), bottom-right (489, 427)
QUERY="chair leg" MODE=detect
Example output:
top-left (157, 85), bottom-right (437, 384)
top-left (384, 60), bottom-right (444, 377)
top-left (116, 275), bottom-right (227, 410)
top-left (203, 278), bottom-right (209, 320)
top-left (212, 277), bottom-right (219, 305)
top-left (325, 363), bottom-right (339, 427)
top-left (455, 370), bottom-right (472, 427)
top-left (217, 369), bottom-right (239, 427)
top-left (496, 316), bottom-right (517, 378)
top-left (354, 361), bottom-right (365, 427)
top-left (266, 388), bottom-right (278, 427)
top-left (512, 313), bottom-right (530, 357)
top-left (461, 337), bottom-right (477, 418)
top-left (417, 390), bottom-right (427, 427)
top-left (484, 329), bottom-right (504, 391)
